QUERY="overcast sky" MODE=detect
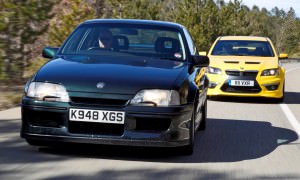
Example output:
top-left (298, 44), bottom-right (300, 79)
top-left (224, 0), bottom-right (300, 17)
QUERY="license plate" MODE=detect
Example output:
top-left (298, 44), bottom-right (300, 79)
top-left (69, 108), bottom-right (125, 124)
top-left (229, 80), bottom-right (254, 87)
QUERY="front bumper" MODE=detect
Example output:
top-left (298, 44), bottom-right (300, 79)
top-left (207, 72), bottom-right (284, 98)
top-left (21, 97), bottom-right (194, 147)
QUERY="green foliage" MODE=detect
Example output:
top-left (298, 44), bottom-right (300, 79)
top-left (100, 0), bottom-right (161, 20)
top-left (273, 8), bottom-right (299, 55)
top-left (0, 0), bottom-right (56, 82)
top-left (173, 0), bottom-right (222, 51)
top-left (47, 0), bottom-right (96, 46)
top-left (23, 57), bottom-right (47, 79)
top-left (0, 55), bottom-right (4, 80)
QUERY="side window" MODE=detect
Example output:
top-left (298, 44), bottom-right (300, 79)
top-left (62, 27), bottom-right (87, 53)
top-left (183, 28), bottom-right (197, 55)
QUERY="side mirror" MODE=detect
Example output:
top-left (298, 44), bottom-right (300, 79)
top-left (192, 55), bottom-right (209, 67)
top-left (42, 47), bottom-right (59, 59)
top-left (199, 51), bottom-right (207, 56)
top-left (279, 53), bottom-right (288, 59)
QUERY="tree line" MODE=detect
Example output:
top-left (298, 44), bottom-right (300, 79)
top-left (0, 0), bottom-right (300, 83)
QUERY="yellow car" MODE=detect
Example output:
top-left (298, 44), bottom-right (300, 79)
top-left (204, 36), bottom-right (287, 102)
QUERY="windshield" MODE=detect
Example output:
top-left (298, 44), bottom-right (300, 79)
top-left (60, 23), bottom-right (186, 61)
top-left (211, 40), bottom-right (275, 57)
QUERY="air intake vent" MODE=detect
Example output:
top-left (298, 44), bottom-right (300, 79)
top-left (224, 61), bottom-right (239, 64)
top-left (245, 62), bottom-right (260, 64)
top-left (226, 70), bottom-right (258, 77)
top-left (70, 97), bottom-right (128, 107)
top-left (68, 121), bottom-right (124, 136)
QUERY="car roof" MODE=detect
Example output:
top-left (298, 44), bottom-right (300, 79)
top-left (219, 36), bottom-right (269, 41)
top-left (83, 19), bottom-right (185, 29)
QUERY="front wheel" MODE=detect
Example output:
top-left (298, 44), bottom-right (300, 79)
top-left (179, 111), bottom-right (195, 155)
top-left (276, 96), bottom-right (284, 103)
top-left (198, 98), bottom-right (207, 131)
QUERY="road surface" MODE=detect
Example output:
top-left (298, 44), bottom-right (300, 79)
top-left (0, 62), bottom-right (300, 180)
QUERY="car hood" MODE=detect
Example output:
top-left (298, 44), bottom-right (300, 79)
top-left (208, 56), bottom-right (279, 71)
top-left (34, 55), bottom-right (186, 95)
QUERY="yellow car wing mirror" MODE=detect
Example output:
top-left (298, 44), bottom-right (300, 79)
top-left (199, 51), bottom-right (207, 56)
top-left (279, 53), bottom-right (288, 59)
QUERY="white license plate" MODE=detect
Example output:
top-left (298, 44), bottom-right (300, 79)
top-left (69, 108), bottom-right (125, 124)
top-left (229, 80), bottom-right (254, 87)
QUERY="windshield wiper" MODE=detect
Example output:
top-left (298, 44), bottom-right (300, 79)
top-left (159, 57), bottom-right (182, 61)
top-left (234, 54), bottom-right (248, 56)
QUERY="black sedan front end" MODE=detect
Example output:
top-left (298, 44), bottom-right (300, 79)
top-left (21, 19), bottom-right (209, 155)
top-left (22, 97), bottom-right (194, 147)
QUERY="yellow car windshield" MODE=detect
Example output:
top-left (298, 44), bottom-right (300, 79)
top-left (211, 40), bottom-right (275, 57)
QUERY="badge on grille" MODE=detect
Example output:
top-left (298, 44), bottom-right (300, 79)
top-left (96, 82), bottom-right (105, 89)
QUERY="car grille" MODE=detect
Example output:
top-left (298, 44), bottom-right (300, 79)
top-left (68, 121), bottom-right (124, 136)
top-left (225, 70), bottom-right (258, 77)
top-left (222, 70), bottom-right (261, 93)
top-left (221, 82), bottom-right (261, 93)
top-left (70, 97), bottom-right (128, 107)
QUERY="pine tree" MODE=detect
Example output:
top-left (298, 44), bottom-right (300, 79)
top-left (102, 0), bottom-right (161, 20)
top-left (0, 0), bottom-right (56, 82)
top-left (47, 0), bottom-right (96, 46)
top-left (273, 8), bottom-right (299, 54)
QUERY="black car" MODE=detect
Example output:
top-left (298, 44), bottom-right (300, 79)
top-left (21, 19), bottom-right (209, 155)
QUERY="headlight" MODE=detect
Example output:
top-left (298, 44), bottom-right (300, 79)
top-left (261, 68), bottom-right (279, 76)
top-left (207, 66), bottom-right (222, 74)
top-left (130, 90), bottom-right (180, 106)
top-left (26, 82), bottom-right (69, 102)
top-left (24, 80), bottom-right (31, 94)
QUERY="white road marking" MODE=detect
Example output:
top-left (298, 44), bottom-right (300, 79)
top-left (280, 104), bottom-right (300, 136)
top-left (280, 65), bottom-right (300, 136)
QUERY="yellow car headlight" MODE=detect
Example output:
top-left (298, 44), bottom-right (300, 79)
top-left (207, 66), bottom-right (222, 75)
top-left (261, 68), bottom-right (279, 76)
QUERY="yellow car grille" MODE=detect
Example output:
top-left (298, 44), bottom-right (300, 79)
top-left (225, 70), bottom-right (258, 77)
top-left (222, 70), bottom-right (261, 93)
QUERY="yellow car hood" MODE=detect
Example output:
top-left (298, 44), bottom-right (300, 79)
top-left (208, 56), bottom-right (279, 71)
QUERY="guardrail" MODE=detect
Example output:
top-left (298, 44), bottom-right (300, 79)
top-left (281, 58), bottom-right (300, 63)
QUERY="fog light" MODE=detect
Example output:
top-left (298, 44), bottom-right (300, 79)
top-left (209, 82), bottom-right (219, 88)
top-left (264, 83), bottom-right (279, 91)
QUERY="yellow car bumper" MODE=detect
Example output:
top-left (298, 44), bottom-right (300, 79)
top-left (207, 73), bottom-right (284, 99)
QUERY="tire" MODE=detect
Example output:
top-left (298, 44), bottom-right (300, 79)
top-left (276, 96), bottom-right (284, 103)
top-left (179, 110), bottom-right (195, 155)
top-left (198, 98), bottom-right (207, 131)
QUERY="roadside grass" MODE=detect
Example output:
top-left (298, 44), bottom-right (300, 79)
top-left (0, 57), bottom-right (47, 111)
top-left (290, 52), bottom-right (300, 58)
top-left (0, 87), bottom-right (23, 111)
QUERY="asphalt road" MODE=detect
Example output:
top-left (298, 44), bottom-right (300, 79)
top-left (0, 62), bottom-right (300, 180)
